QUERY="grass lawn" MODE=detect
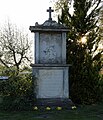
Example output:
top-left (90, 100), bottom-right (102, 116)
top-left (0, 102), bottom-right (103, 120)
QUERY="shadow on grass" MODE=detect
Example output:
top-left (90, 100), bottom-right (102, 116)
top-left (0, 102), bottom-right (103, 120)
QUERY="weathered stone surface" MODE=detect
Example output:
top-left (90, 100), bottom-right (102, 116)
top-left (34, 32), bottom-right (67, 64)
top-left (38, 69), bottom-right (63, 98)
top-left (29, 20), bottom-right (69, 32)
top-left (39, 33), bottom-right (62, 64)
top-left (29, 7), bottom-right (72, 107)
top-left (31, 64), bottom-right (71, 67)
top-left (32, 67), bottom-right (69, 99)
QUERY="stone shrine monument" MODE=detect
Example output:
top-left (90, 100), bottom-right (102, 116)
top-left (29, 7), bottom-right (72, 107)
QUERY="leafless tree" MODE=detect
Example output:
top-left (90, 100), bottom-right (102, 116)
top-left (0, 22), bottom-right (32, 71)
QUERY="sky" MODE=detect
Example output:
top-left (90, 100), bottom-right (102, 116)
top-left (0, 0), bottom-right (57, 61)
top-left (0, 0), bottom-right (55, 32)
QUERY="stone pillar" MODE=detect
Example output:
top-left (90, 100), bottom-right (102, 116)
top-left (29, 7), bottom-right (73, 108)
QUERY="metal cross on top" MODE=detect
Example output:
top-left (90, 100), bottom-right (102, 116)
top-left (47, 7), bottom-right (54, 20)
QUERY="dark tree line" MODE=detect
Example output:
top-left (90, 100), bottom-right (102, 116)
top-left (55, 0), bottom-right (103, 104)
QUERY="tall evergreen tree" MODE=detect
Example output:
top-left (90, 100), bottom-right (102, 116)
top-left (100, 7), bottom-right (103, 47)
top-left (57, 0), bottom-right (103, 104)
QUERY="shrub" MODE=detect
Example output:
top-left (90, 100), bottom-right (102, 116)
top-left (99, 75), bottom-right (103, 100)
top-left (0, 68), bottom-right (36, 111)
top-left (70, 61), bottom-right (102, 104)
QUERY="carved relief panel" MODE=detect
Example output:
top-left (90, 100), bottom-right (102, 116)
top-left (39, 33), bottom-right (62, 64)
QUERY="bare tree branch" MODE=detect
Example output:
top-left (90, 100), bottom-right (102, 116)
top-left (0, 21), bottom-right (32, 71)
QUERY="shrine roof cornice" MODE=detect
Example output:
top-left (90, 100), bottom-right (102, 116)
top-left (29, 20), bottom-right (69, 32)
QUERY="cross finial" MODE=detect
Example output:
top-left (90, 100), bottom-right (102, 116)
top-left (47, 7), bottom-right (54, 21)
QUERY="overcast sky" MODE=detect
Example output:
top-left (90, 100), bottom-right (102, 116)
top-left (0, 0), bottom-right (55, 31)
top-left (0, 0), bottom-right (57, 60)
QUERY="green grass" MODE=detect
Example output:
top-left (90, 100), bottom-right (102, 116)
top-left (0, 102), bottom-right (103, 120)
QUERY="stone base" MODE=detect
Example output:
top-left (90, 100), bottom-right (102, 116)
top-left (32, 65), bottom-right (70, 99)
top-left (34, 98), bottom-right (74, 109)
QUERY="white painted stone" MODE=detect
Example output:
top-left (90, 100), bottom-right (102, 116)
top-left (63, 68), bottom-right (69, 97)
top-left (35, 32), bottom-right (39, 63)
top-left (37, 69), bottom-right (63, 98)
top-left (39, 33), bottom-right (62, 64)
top-left (62, 32), bottom-right (66, 64)
top-left (34, 32), bottom-right (67, 64)
top-left (33, 67), bottom-right (69, 99)
top-left (30, 11), bottom-right (70, 102)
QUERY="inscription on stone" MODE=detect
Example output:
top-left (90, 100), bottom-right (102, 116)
top-left (38, 69), bottom-right (63, 98)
